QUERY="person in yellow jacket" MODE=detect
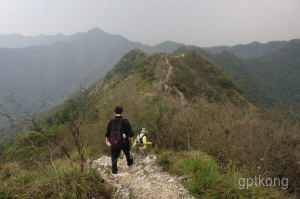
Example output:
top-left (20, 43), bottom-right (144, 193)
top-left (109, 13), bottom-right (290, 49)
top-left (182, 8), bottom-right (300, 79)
top-left (133, 128), bottom-right (152, 159)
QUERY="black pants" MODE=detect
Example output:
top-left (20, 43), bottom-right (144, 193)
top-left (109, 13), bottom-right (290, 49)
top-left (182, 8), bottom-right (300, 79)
top-left (111, 144), bottom-right (133, 174)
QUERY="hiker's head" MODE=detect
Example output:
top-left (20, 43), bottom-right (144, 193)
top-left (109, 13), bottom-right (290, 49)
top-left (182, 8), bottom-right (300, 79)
top-left (140, 128), bottom-right (148, 134)
top-left (114, 106), bottom-right (123, 115)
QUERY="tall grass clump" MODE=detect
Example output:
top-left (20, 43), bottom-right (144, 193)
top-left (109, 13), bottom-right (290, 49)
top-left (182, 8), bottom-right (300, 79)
top-left (0, 161), bottom-right (111, 198)
top-left (157, 151), bottom-right (290, 199)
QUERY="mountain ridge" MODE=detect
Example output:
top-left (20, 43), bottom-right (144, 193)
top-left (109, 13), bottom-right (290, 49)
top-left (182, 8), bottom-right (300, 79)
top-left (203, 39), bottom-right (299, 58)
top-left (181, 40), bottom-right (300, 112)
top-left (1, 48), bottom-right (299, 197)
top-left (0, 32), bottom-right (86, 49)
top-left (0, 28), bottom-right (184, 114)
top-left (0, 28), bottom-right (183, 51)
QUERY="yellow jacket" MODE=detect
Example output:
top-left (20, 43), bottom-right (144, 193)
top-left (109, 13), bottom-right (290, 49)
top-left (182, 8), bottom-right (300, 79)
top-left (133, 133), bottom-right (151, 149)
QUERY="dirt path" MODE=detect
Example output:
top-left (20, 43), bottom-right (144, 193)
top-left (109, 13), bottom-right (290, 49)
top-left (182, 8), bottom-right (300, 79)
top-left (164, 57), bottom-right (186, 105)
top-left (93, 154), bottom-right (194, 199)
top-left (165, 57), bottom-right (173, 80)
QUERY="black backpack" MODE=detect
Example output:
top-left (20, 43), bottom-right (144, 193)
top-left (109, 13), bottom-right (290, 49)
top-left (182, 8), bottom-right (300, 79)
top-left (109, 119), bottom-right (124, 148)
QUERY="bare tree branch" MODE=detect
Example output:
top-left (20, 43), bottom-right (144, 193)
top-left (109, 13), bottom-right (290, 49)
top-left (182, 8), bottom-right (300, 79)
top-left (0, 94), bottom-right (73, 161)
top-left (60, 82), bottom-right (96, 172)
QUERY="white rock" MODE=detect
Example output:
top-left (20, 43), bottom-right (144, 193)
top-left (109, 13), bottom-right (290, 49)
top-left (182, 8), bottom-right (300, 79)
top-left (144, 157), bottom-right (151, 163)
top-left (92, 155), bottom-right (192, 199)
top-left (168, 178), bottom-right (174, 183)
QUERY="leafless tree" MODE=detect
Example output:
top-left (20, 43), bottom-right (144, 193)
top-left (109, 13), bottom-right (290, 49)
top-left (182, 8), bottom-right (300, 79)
top-left (0, 94), bottom-right (72, 161)
top-left (0, 81), bottom-right (96, 190)
top-left (0, 94), bottom-right (65, 191)
top-left (61, 81), bottom-right (96, 172)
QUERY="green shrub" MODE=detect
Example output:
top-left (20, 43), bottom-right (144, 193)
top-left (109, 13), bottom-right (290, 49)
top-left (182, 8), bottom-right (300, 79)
top-left (217, 76), bottom-right (233, 89)
top-left (156, 151), bottom-right (288, 198)
top-left (157, 153), bottom-right (172, 170)
top-left (182, 155), bottom-right (221, 195)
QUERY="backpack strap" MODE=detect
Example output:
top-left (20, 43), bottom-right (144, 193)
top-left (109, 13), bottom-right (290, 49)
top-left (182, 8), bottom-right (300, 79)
top-left (110, 118), bottom-right (123, 126)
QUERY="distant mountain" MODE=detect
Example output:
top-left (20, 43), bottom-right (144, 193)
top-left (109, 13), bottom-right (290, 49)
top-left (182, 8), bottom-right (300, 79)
top-left (183, 39), bottom-right (300, 112)
top-left (0, 32), bottom-right (85, 48)
top-left (203, 40), bottom-right (292, 58)
top-left (0, 28), bottom-right (183, 115)
top-left (246, 39), bottom-right (300, 111)
top-left (177, 46), bottom-right (277, 107)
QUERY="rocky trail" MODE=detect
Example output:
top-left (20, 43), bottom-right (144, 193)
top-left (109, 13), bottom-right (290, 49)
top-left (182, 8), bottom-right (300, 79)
top-left (92, 154), bottom-right (195, 199)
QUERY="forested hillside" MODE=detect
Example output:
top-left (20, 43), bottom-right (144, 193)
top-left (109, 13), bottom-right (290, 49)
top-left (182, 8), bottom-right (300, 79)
top-left (182, 40), bottom-right (300, 112)
top-left (1, 49), bottom-right (298, 198)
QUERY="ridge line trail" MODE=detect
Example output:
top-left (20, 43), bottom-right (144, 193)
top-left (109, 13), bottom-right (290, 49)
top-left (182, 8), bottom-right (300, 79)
top-left (164, 56), bottom-right (186, 105)
top-left (165, 57), bottom-right (173, 80)
top-left (93, 154), bottom-right (195, 199)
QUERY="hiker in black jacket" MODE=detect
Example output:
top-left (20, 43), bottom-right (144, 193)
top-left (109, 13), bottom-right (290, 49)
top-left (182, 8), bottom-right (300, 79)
top-left (105, 107), bottom-right (134, 174)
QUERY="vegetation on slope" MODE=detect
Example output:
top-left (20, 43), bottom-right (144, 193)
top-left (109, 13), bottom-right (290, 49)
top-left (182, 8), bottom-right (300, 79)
top-left (0, 161), bottom-right (110, 198)
top-left (0, 49), bottom-right (299, 198)
top-left (247, 40), bottom-right (300, 112)
top-left (169, 50), bottom-right (251, 105)
top-left (179, 41), bottom-right (300, 113)
top-left (104, 49), bottom-right (148, 82)
top-left (157, 151), bottom-right (292, 198)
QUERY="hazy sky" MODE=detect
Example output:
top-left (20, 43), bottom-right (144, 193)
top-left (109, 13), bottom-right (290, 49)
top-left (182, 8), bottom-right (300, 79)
top-left (0, 0), bottom-right (299, 47)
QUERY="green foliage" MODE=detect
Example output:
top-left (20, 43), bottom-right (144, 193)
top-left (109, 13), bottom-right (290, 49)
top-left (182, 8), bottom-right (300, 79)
top-left (0, 162), bottom-right (110, 199)
top-left (59, 168), bottom-right (108, 198)
top-left (103, 49), bottom-right (148, 86)
top-left (157, 153), bottom-right (172, 170)
top-left (2, 131), bottom-right (47, 161)
top-left (184, 40), bottom-right (300, 112)
top-left (183, 155), bottom-right (220, 195)
top-left (140, 67), bottom-right (155, 81)
top-left (217, 76), bottom-right (234, 89)
top-left (86, 108), bottom-right (99, 121)
top-left (171, 67), bottom-right (198, 98)
top-left (111, 49), bottom-right (147, 76)
top-left (83, 144), bottom-right (92, 156)
top-left (46, 125), bottom-right (60, 138)
top-left (157, 151), bottom-right (286, 199)
top-left (105, 71), bottom-right (113, 79)
top-left (169, 50), bottom-right (248, 105)
top-left (135, 60), bottom-right (156, 82)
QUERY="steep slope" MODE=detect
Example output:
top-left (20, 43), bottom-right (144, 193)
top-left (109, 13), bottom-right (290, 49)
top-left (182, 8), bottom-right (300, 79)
top-left (169, 50), bottom-right (253, 105)
top-left (246, 40), bottom-right (300, 111)
top-left (179, 46), bottom-right (277, 107)
top-left (90, 49), bottom-right (148, 95)
top-left (181, 41), bottom-right (300, 112)
top-left (90, 49), bottom-right (253, 111)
